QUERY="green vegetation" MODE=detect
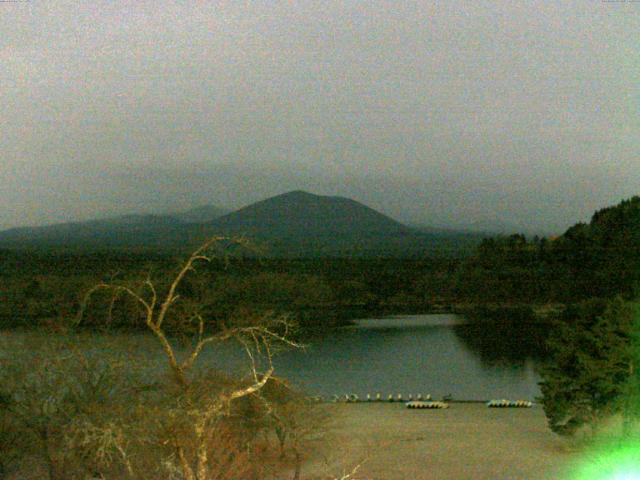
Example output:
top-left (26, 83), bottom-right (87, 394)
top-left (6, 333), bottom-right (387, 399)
top-left (509, 196), bottom-right (640, 440)
top-left (2, 196), bottom-right (638, 333)
top-left (456, 196), bottom-right (640, 303)
top-left (452, 196), bottom-right (640, 439)
top-left (0, 250), bottom-right (461, 332)
top-left (538, 298), bottom-right (640, 437)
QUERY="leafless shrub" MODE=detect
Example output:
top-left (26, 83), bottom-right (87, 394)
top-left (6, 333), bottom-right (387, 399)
top-left (0, 333), bottom-right (134, 479)
top-left (1, 237), bottom-right (339, 479)
top-left (76, 236), bottom-right (305, 480)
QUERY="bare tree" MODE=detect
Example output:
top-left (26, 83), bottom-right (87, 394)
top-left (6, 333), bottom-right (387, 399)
top-left (78, 236), bottom-right (303, 480)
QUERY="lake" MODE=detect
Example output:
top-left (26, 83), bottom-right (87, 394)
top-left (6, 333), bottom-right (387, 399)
top-left (2, 313), bottom-right (547, 402)
top-left (264, 314), bottom-right (546, 401)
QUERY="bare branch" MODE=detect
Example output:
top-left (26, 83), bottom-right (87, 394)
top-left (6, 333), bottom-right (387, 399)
top-left (227, 367), bottom-right (275, 403)
top-left (74, 235), bottom-right (309, 480)
top-left (176, 445), bottom-right (195, 480)
top-left (181, 334), bottom-right (222, 372)
top-left (337, 463), bottom-right (363, 480)
top-left (77, 282), bottom-right (153, 327)
top-left (156, 236), bottom-right (229, 328)
top-left (237, 336), bottom-right (259, 383)
top-left (106, 288), bottom-right (121, 326)
top-left (143, 277), bottom-right (157, 312)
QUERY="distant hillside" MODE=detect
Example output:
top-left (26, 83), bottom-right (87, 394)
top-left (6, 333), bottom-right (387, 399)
top-left (0, 213), bottom-right (211, 250)
top-left (0, 204), bottom-right (232, 250)
top-left (0, 215), bottom-right (182, 248)
top-left (0, 191), bottom-right (485, 256)
top-left (171, 205), bottom-right (229, 223)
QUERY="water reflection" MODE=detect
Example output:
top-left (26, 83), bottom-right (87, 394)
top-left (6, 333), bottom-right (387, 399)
top-left (452, 320), bottom-right (550, 369)
top-left (264, 314), bottom-right (544, 400)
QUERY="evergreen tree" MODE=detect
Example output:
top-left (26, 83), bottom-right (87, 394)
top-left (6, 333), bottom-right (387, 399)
top-left (620, 301), bottom-right (640, 436)
top-left (539, 298), bottom-right (637, 436)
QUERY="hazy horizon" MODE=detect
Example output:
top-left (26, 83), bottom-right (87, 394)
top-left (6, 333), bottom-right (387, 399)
top-left (1, 1), bottom-right (638, 235)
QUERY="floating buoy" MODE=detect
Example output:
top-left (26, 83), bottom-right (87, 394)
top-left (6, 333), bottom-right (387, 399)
top-left (416, 394), bottom-right (432, 401)
top-left (388, 394), bottom-right (394, 402)
top-left (397, 393), bottom-right (403, 402)
top-left (366, 393), bottom-right (372, 402)
top-left (406, 401), bottom-right (449, 409)
top-left (408, 394), bottom-right (413, 401)
top-left (375, 393), bottom-right (382, 402)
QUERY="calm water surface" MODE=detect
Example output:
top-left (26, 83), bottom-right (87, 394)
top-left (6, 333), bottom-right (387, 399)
top-left (256, 314), bottom-right (543, 401)
top-left (3, 314), bottom-right (546, 401)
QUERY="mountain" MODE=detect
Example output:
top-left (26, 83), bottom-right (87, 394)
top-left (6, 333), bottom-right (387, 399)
top-left (0, 214), bottom-right (191, 249)
top-left (211, 190), bottom-right (409, 236)
top-left (206, 191), bottom-right (484, 256)
top-left (0, 191), bottom-right (485, 256)
top-left (171, 205), bottom-right (229, 223)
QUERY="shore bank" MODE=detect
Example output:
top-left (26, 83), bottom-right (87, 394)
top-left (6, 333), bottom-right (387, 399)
top-left (305, 403), bottom-right (577, 480)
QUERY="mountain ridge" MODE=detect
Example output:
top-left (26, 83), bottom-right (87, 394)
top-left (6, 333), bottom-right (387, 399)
top-left (0, 190), bottom-right (485, 256)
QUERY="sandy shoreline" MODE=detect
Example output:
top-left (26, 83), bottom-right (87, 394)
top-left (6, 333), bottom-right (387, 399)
top-left (303, 403), bottom-right (578, 480)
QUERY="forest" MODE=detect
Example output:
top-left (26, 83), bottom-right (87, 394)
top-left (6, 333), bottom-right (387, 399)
top-left (2, 197), bottom-right (638, 333)
top-left (456, 196), bottom-right (640, 304)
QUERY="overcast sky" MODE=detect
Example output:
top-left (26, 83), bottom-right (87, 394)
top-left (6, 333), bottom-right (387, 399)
top-left (1, 1), bottom-right (638, 234)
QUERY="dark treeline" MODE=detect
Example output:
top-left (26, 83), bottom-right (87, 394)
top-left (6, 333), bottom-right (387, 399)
top-left (0, 249), bottom-right (460, 332)
top-left (452, 196), bottom-right (640, 437)
top-left (450, 197), bottom-right (639, 370)
top-left (455, 196), bottom-right (640, 304)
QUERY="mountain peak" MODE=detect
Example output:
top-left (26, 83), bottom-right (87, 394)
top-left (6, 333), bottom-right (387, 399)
top-left (272, 190), bottom-right (324, 201)
top-left (281, 190), bottom-right (315, 197)
top-left (211, 190), bottom-right (408, 237)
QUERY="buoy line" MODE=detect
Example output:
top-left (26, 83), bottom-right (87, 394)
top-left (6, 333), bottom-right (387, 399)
top-left (308, 394), bottom-right (535, 407)
top-left (406, 401), bottom-right (449, 409)
top-left (486, 399), bottom-right (533, 408)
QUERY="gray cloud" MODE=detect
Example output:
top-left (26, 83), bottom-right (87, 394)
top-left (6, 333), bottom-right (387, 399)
top-left (1, 1), bottom-right (638, 234)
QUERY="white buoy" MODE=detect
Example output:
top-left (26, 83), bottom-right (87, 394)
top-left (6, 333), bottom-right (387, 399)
top-left (366, 393), bottom-right (372, 402)
top-left (397, 393), bottom-right (402, 402)
top-left (388, 394), bottom-right (394, 402)
top-left (408, 394), bottom-right (413, 401)
top-left (416, 394), bottom-right (423, 401)
top-left (376, 393), bottom-right (381, 401)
